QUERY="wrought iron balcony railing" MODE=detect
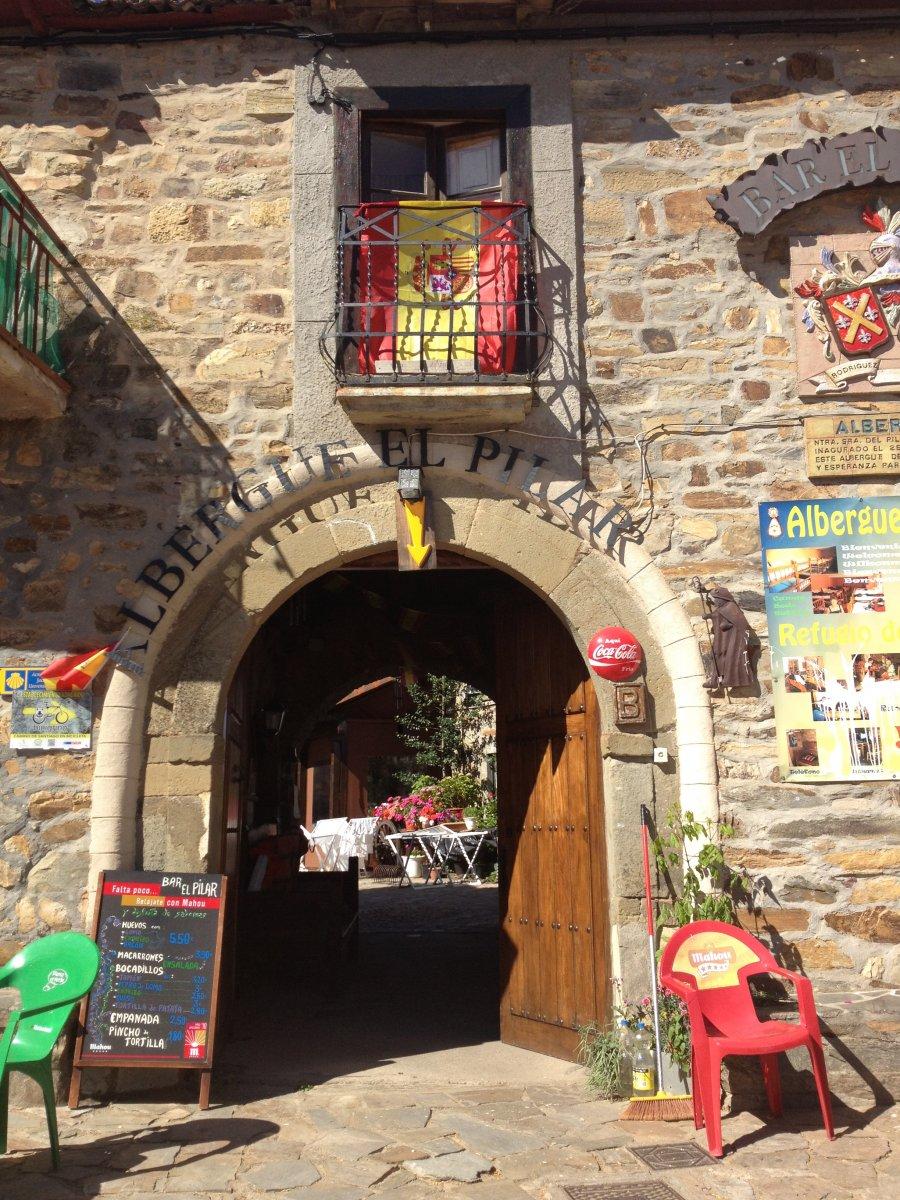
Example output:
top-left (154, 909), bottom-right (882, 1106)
top-left (0, 164), bottom-right (70, 380)
top-left (321, 201), bottom-right (549, 386)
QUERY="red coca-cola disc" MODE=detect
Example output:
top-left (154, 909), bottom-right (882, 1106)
top-left (587, 626), bottom-right (642, 682)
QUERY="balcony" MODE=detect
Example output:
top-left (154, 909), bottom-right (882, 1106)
top-left (320, 201), bottom-right (548, 427)
top-left (0, 165), bottom-right (72, 419)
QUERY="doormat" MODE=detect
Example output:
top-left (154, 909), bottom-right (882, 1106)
top-left (563, 1183), bottom-right (685, 1200)
top-left (629, 1143), bottom-right (716, 1171)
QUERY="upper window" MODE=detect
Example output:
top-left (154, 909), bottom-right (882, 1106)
top-left (362, 116), bottom-right (504, 202)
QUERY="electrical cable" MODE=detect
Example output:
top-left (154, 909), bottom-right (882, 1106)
top-left (2, 13), bottom-right (900, 50)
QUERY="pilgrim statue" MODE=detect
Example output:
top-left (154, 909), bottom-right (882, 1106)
top-left (703, 586), bottom-right (760, 691)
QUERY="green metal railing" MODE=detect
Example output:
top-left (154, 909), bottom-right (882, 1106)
top-left (0, 164), bottom-right (67, 377)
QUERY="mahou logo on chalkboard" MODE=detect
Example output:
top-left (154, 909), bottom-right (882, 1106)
top-left (587, 626), bottom-right (642, 682)
top-left (184, 1022), bottom-right (208, 1060)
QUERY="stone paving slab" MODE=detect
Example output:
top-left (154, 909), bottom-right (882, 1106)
top-left (308, 1131), bottom-right (389, 1162)
top-left (238, 1159), bottom-right (321, 1191)
top-left (431, 1113), bottom-right (549, 1156)
top-left (357, 1107), bottom-right (432, 1134)
top-left (377, 1136), bottom-right (460, 1163)
top-left (404, 1150), bottom-right (494, 1182)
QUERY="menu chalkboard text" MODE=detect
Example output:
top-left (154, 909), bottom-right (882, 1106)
top-left (69, 871), bottom-right (227, 1110)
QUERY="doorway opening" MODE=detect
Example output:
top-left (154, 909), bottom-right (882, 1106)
top-left (217, 556), bottom-right (608, 1087)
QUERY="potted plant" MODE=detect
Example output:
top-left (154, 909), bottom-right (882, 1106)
top-left (651, 806), bottom-right (748, 1092)
top-left (578, 1021), bottom-right (627, 1099)
top-left (406, 852), bottom-right (425, 881)
top-left (461, 788), bottom-right (498, 831)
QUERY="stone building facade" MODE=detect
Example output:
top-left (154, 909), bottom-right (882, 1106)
top-left (0, 15), bottom-right (898, 1099)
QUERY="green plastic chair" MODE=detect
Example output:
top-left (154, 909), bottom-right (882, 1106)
top-left (0, 931), bottom-right (100, 1168)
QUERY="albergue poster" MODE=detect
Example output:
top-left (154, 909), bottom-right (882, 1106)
top-left (760, 499), bottom-right (900, 782)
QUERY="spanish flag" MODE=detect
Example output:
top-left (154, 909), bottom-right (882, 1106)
top-left (358, 200), bottom-right (519, 375)
top-left (41, 645), bottom-right (114, 692)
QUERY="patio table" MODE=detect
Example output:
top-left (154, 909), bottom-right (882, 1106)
top-left (384, 826), bottom-right (494, 887)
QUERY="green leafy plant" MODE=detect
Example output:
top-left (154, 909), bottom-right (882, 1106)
top-left (651, 806), bottom-right (743, 928)
top-left (437, 773), bottom-right (485, 810)
top-left (649, 806), bottom-right (749, 1073)
top-left (578, 1023), bottom-right (626, 1099)
top-left (463, 790), bottom-right (498, 828)
top-left (397, 674), bottom-right (493, 785)
top-left (658, 990), bottom-right (691, 1071)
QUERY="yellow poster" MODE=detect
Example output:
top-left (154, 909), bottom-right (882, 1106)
top-left (760, 499), bottom-right (900, 781)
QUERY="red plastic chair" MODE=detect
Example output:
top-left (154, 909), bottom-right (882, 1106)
top-left (659, 920), bottom-right (834, 1157)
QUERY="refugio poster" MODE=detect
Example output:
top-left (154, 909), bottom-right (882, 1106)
top-left (759, 498), bottom-right (900, 782)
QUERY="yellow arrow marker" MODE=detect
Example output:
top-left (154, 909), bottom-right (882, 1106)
top-left (402, 498), bottom-right (432, 568)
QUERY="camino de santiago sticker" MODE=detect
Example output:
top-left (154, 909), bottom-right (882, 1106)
top-left (672, 933), bottom-right (761, 990)
top-left (10, 688), bottom-right (91, 750)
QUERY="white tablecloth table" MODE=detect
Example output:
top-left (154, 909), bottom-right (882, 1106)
top-left (302, 816), bottom-right (379, 872)
top-left (384, 825), bottom-right (494, 886)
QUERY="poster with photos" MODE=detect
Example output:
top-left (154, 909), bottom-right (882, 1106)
top-left (759, 498), bottom-right (900, 781)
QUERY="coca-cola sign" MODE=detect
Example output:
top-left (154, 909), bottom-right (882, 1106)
top-left (587, 626), bottom-right (642, 682)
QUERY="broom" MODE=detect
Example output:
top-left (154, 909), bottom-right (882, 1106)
top-left (621, 804), bottom-right (694, 1121)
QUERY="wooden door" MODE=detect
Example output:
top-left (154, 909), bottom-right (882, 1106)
top-left (495, 593), bottom-right (609, 1060)
top-left (221, 661), bottom-right (249, 1016)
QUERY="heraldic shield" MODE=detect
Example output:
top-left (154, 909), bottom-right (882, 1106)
top-left (822, 285), bottom-right (891, 356)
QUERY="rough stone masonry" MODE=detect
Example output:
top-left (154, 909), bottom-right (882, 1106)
top-left (0, 29), bottom-right (898, 1100)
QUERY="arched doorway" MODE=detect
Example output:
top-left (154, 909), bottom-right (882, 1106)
top-left (220, 559), bottom-right (608, 1065)
top-left (89, 452), bottom-right (715, 1073)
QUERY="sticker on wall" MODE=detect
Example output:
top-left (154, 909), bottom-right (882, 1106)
top-left (0, 668), bottom-right (46, 694)
top-left (9, 688), bottom-right (92, 750)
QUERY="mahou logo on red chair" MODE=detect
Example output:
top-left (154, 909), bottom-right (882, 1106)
top-left (587, 626), bottom-right (642, 681)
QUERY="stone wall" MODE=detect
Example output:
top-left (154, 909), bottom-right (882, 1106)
top-left (0, 39), bottom-right (296, 955)
top-left (0, 30), bottom-right (897, 1097)
top-left (572, 34), bottom-right (900, 1002)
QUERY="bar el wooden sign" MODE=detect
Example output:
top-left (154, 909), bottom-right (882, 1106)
top-left (70, 871), bottom-right (227, 1110)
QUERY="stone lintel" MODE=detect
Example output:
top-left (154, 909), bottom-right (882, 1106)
top-left (337, 383), bottom-right (533, 428)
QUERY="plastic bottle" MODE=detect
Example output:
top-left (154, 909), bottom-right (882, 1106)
top-left (631, 1021), bottom-right (656, 1096)
top-left (617, 1020), bottom-right (633, 1096)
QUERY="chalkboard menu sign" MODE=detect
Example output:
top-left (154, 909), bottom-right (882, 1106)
top-left (70, 871), bottom-right (227, 1109)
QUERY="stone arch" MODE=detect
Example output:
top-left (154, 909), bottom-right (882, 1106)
top-left (90, 442), bottom-right (716, 987)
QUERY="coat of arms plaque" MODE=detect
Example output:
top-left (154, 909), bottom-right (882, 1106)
top-left (791, 201), bottom-right (900, 398)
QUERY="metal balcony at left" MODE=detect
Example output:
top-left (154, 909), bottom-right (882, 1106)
top-left (0, 164), bottom-right (74, 420)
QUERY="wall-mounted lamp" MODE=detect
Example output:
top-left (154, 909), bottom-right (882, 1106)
top-left (397, 467), bottom-right (423, 501)
top-left (260, 704), bottom-right (286, 736)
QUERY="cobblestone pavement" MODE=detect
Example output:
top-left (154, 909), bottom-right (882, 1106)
top-left (3, 886), bottom-right (897, 1199)
top-left (2, 1077), bottom-right (897, 1200)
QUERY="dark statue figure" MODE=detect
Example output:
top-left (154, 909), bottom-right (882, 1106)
top-left (703, 586), bottom-right (760, 691)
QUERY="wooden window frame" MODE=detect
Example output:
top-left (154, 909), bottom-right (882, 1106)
top-left (362, 115), bottom-right (507, 202)
top-left (334, 86), bottom-right (532, 207)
